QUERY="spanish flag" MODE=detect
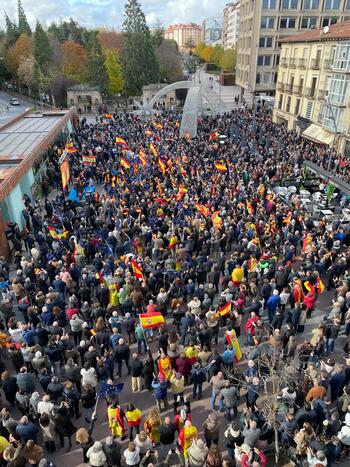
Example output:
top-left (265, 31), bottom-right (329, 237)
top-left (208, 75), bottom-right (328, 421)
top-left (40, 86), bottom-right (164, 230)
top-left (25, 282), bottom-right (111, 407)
top-left (120, 158), bottom-right (131, 170)
top-left (158, 158), bottom-right (166, 175)
top-left (302, 233), bottom-right (313, 254)
top-left (304, 281), bottom-right (315, 295)
top-left (65, 144), bottom-right (77, 153)
top-left (82, 155), bottom-right (96, 164)
top-left (149, 143), bottom-right (158, 157)
top-left (131, 259), bottom-right (145, 282)
top-left (217, 302), bottom-right (231, 317)
top-left (140, 311), bottom-right (165, 329)
top-left (115, 137), bottom-right (127, 146)
top-left (214, 162), bottom-right (227, 172)
top-left (246, 201), bottom-right (254, 216)
top-left (225, 329), bottom-right (242, 362)
top-left (104, 113), bottom-right (113, 119)
top-left (194, 203), bottom-right (210, 218)
top-left (211, 211), bottom-right (222, 229)
top-left (156, 178), bottom-right (164, 197)
top-left (316, 276), bottom-right (325, 294)
top-left (125, 408), bottom-right (142, 426)
top-left (283, 212), bottom-right (292, 224)
top-left (139, 149), bottom-right (147, 167)
top-left (209, 131), bottom-right (219, 141)
top-left (48, 225), bottom-right (69, 240)
top-left (248, 257), bottom-right (258, 272)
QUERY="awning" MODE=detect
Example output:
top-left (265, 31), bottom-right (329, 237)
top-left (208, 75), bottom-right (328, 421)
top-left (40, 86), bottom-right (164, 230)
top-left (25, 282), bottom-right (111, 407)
top-left (302, 124), bottom-right (335, 146)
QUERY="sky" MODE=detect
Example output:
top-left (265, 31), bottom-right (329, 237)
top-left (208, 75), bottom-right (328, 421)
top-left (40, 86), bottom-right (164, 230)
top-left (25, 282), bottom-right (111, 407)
top-left (1, 0), bottom-right (228, 30)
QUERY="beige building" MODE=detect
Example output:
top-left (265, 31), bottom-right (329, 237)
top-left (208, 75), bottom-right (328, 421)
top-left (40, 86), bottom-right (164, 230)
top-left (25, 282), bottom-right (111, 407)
top-left (222, 1), bottom-right (241, 49)
top-left (164, 23), bottom-right (202, 50)
top-left (67, 85), bottom-right (102, 112)
top-left (236, 0), bottom-right (350, 95)
top-left (273, 21), bottom-right (350, 154)
top-left (142, 84), bottom-right (179, 108)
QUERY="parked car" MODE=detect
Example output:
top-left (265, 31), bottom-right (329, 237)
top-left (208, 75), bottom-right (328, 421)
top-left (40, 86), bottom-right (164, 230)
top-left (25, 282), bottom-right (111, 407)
top-left (9, 98), bottom-right (20, 106)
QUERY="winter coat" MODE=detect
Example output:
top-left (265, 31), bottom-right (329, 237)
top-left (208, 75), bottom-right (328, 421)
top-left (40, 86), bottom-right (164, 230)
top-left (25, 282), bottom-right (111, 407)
top-left (86, 441), bottom-right (107, 467)
top-left (151, 379), bottom-right (168, 400)
top-left (187, 442), bottom-right (208, 467)
top-left (203, 415), bottom-right (220, 441)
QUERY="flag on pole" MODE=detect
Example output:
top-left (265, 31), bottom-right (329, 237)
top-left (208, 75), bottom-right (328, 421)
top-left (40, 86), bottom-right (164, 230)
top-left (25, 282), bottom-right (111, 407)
top-left (150, 143), bottom-right (158, 157)
top-left (214, 162), bottom-right (227, 172)
top-left (48, 225), bottom-right (69, 240)
top-left (82, 155), bottom-right (96, 164)
top-left (194, 203), bottom-right (210, 218)
top-left (158, 158), bottom-right (166, 175)
top-left (65, 143), bottom-right (77, 153)
top-left (139, 149), bottom-right (147, 167)
top-left (60, 159), bottom-right (70, 190)
top-left (131, 259), bottom-right (145, 281)
top-left (225, 330), bottom-right (242, 362)
top-left (316, 277), bottom-right (325, 294)
top-left (98, 381), bottom-right (124, 396)
top-left (115, 137), bottom-right (127, 146)
top-left (120, 158), bottom-right (131, 170)
top-left (139, 311), bottom-right (165, 329)
top-left (283, 212), bottom-right (292, 224)
top-left (217, 302), bottom-right (231, 317)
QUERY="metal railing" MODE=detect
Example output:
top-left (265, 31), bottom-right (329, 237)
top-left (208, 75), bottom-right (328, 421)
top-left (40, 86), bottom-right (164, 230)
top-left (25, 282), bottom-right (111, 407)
top-left (298, 58), bottom-right (306, 68)
top-left (305, 87), bottom-right (316, 98)
top-left (293, 85), bottom-right (302, 95)
top-left (280, 57), bottom-right (288, 67)
top-left (290, 58), bottom-right (296, 68)
top-left (311, 58), bottom-right (320, 70)
top-left (277, 82), bottom-right (285, 91)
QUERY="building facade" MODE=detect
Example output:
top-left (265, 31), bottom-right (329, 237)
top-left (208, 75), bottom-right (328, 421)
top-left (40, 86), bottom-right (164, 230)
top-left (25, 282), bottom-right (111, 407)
top-left (273, 21), bottom-right (350, 154)
top-left (164, 23), bottom-right (202, 50)
top-left (236, 0), bottom-right (350, 95)
top-left (222, 1), bottom-right (241, 49)
top-left (202, 18), bottom-right (223, 45)
top-left (67, 85), bottom-right (102, 112)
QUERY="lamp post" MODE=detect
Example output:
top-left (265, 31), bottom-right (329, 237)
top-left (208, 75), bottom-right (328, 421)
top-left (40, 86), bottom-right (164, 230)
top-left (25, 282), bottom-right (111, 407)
top-left (325, 95), bottom-right (340, 173)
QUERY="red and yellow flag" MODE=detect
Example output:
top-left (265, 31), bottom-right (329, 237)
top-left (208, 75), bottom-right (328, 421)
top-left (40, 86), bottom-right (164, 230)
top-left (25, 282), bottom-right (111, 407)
top-left (304, 281), bottom-right (315, 295)
top-left (104, 113), bottom-right (113, 119)
top-left (115, 137), bottom-right (127, 146)
top-left (214, 162), bottom-right (227, 172)
top-left (246, 201), bottom-right (254, 216)
top-left (131, 259), bottom-right (145, 282)
top-left (149, 143), bottom-right (158, 157)
top-left (139, 149), bottom-right (147, 167)
top-left (248, 257), bottom-right (258, 272)
top-left (209, 131), bottom-right (219, 141)
top-left (317, 276), bottom-right (325, 294)
top-left (48, 225), bottom-right (69, 240)
top-left (140, 311), bottom-right (165, 329)
top-left (211, 211), bottom-right (222, 229)
top-left (158, 158), bottom-right (166, 175)
top-left (65, 143), bottom-right (77, 153)
top-left (82, 155), bottom-right (96, 164)
top-left (217, 302), bottom-right (231, 317)
top-left (60, 159), bottom-right (70, 190)
top-left (283, 212), bottom-right (292, 224)
top-left (194, 203), bottom-right (210, 218)
top-left (125, 408), bottom-right (142, 426)
top-left (120, 158), bottom-right (131, 170)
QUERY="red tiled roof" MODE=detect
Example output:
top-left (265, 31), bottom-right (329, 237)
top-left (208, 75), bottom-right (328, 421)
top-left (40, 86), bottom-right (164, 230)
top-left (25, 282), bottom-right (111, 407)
top-left (280, 20), bottom-right (350, 43)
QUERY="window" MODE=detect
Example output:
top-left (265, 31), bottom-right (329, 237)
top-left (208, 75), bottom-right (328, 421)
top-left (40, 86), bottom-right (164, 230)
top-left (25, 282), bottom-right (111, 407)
top-left (322, 17), bottom-right (338, 27)
top-left (328, 74), bottom-right (348, 103)
top-left (278, 94), bottom-right (283, 110)
top-left (305, 101), bottom-right (313, 119)
top-left (286, 96), bottom-right (291, 112)
top-left (259, 37), bottom-right (273, 47)
top-left (261, 17), bottom-right (275, 28)
top-left (333, 43), bottom-right (350, 71)
top-left (303, 0), bottom-right (319, 8)
top-left (301, 17), bottom-right (317, 28)
top-left (280, 17), bottom-right (296, 28)
top-left (319, 104), bottom-right (344, 131)
top-left (262, 0), bottom-right (276, 8)
top-left (324, 0), bottom-right (340, 9)
top-left (282, 0), bottom-right (298, 8)
top-left (257, 55), bottom-right (271, 66)
top-left (346, 0), bottom-right (350, 9)
top-left (295, 99), bottom-right (301, 115)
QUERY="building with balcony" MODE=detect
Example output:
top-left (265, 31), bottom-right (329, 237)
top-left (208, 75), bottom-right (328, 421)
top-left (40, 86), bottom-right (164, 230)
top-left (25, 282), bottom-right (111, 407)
top-left (164, 24), bottom-right (202, 50)
top-left (273, 21), bottom-right (350, 154)
top-left (236, 0), bottom-right (350, 95)
top-left (222, 1), bottom-right (241, 49)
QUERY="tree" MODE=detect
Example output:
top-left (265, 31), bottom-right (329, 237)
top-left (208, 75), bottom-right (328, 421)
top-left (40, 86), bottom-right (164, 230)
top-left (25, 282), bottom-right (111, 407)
top-left (211, 45), bottom-right (224, 68)
top-left (83, 32), bottom-right (108, 95)
top-left (17, 57), bottom-right (36, 95)
top-left (121, 0), bottom-right (159, 95)
top-left (104, 48), bottom-right (124, 96)
top-left (48, 18), bottom-right (89, 45)
top-left (98, 30), bottom-right (124, 51)
top-left (4, 13), bottom-right (19, 48)
top-left (156, 40), bottom-right (183, 83)
top-left (61, 40), bottom-right (87, 82)
top-left (194, 42), bottom-right (206, 60)
top-left (4, 34), bottom-right (32, 78)
top-left (17, 0), bottom-right (31, 36)
top-left (220, 47), bottom-right (236, 72)
top-left (33, 21), bottom-right (53, 71)
top-left (151, 18), bottom-right (164, 48)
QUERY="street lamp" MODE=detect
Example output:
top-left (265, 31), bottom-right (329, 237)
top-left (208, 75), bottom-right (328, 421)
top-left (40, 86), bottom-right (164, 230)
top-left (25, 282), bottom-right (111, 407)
top-left (325, 95), bottom-right (340, 173)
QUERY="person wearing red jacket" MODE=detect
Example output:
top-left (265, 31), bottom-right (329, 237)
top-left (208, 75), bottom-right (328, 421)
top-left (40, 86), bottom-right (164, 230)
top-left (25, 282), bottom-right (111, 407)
top-left (241, 445), bottom-right (267, 467)
top-left (303, 291), bottom-right (316, 319)
top-left (245, 312), bottom-right (259, 345)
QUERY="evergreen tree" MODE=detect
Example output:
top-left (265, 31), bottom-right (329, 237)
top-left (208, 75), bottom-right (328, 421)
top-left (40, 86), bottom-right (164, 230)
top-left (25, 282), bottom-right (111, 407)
top-left (83, 32), bottom-right (108, 95)
top-left (121, 0), bottom-right (159, 95)
top-left (4, 13), bottom-right (19, 47)
top-left (33, 21), bottom-right (53, 79)
top-left (151, 18), bottom-right (164, 48)
top-left (17, 0), bottom-right (31, 36)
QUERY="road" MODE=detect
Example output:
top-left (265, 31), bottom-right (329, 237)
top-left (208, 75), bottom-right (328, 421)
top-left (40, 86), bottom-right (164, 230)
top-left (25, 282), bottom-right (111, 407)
top-left (0, 90), bottom-right (31, 125)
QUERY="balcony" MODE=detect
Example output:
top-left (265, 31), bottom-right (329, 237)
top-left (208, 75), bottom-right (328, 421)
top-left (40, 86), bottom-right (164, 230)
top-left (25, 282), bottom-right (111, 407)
top-left (290, 58), bottom-right (296, 68)
top-left (318, 89), bottom-right (327, 101)
top-left (298, 58), bottom-right (306, 69)
top-left (285, 83), bottom-right (292, 92)
top-left (305, 87), bottom-right (316, 98)
top-left (280, 57), bottom-right (288, 67)
top-left (323, 59), bottom-right (332, 71)
top-left (277, 82), bottom-right (285, 92)
top-left (310, 58), bottom-right (320, 70)
top-left (293, 85), bottom-right (302, 95)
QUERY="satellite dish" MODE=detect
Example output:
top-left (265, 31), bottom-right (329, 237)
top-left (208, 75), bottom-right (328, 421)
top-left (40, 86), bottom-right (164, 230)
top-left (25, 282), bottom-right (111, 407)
top-left (323, 26), bottom-right (329, 34)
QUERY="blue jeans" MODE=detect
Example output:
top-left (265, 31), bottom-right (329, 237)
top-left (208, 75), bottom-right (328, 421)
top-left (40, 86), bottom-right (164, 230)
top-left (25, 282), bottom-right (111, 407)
top-left (137, 339), bottom-right (147, 354)
top-left (193, 382), bottom-right (203, 399)
top-left (327, 338), bottom-right (335, 354)
top-left (225, 404), bottom-right (237, 421)
top-left (210, 392), bottom-right (223, 411)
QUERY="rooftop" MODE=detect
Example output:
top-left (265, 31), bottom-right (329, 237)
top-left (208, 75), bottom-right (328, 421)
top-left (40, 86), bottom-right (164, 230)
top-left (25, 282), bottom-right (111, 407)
top-left (0, 108), bottom-right (75, 201)
top-left (280, 20), bottom-right (350, 43)
top-left (67, 84), bottom-right (100, 92)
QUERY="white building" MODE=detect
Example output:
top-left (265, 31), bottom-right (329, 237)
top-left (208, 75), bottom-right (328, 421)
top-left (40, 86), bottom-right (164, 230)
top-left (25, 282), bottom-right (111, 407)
top-left (223, 1), bottom-right (241, 49)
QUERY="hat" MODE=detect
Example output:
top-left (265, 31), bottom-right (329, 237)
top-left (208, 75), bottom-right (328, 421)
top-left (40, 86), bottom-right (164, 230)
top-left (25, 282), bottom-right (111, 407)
top-left (35, 351), bottom-right (42, 359)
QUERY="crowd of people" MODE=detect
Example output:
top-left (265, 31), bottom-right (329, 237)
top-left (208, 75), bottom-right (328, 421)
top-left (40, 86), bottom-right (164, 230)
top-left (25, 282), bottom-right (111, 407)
top-left (0, 106), bottom-right (349, 467)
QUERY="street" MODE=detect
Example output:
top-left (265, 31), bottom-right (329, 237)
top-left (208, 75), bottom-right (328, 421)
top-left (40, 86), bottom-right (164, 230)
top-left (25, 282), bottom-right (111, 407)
top-left (0, 90), bottom-right (31, 125)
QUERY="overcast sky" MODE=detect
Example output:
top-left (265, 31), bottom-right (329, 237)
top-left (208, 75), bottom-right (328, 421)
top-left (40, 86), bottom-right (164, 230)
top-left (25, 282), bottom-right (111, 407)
top-left (1, 0), bottom-right (228, 30)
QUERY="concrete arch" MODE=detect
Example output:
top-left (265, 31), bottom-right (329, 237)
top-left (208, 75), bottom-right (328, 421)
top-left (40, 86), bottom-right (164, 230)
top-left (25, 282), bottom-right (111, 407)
top-left (179, 86), bottom-right (201, 139)
top-left (144, 81), bottom-right (195, 112)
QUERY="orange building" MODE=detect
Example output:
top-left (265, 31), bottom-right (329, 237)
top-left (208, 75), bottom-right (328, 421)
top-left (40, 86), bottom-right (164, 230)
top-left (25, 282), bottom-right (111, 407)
top-left (164, 23), bottom-right (202, 50)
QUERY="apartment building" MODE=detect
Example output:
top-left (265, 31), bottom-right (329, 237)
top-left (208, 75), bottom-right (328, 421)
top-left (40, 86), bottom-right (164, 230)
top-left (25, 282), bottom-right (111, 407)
top-left (164, 23), bottom-right (202, 50)
top-left (236, 0), bottom-right (350, 95)
top-left (222, 1), bottom-right (241, 49)
top-left (273, 21), bottom-right (350, 154)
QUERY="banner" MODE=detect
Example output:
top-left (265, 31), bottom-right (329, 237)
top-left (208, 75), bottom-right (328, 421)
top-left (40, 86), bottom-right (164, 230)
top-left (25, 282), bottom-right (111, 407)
top-left (60, 159), bottom-right (70, 190)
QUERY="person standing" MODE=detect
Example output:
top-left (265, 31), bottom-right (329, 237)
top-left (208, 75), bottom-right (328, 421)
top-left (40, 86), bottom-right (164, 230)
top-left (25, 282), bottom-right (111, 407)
top-left (125, 403), bottom-right (142, 441)
top-left (159, 416), bottom-right (177, 459)
top-left (210, 372), bottom-right (225, 412)
top-left (130, 353), bottom-right (143, 393)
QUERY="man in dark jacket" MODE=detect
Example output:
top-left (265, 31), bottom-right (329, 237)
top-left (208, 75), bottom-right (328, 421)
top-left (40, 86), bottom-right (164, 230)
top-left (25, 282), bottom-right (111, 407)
top-left (16, 367), bottom-right (36, 394)
top-left (159, 416), bottom-right (177, 458)
top-left (103, 436), bottom-right (121, 467)
top-left (130, 353), bottom-right (143, 392)
top-left (16, 415), bottom-right (39, 442)
top-left (47, 375), bottom-right (64, 402)
top-left (114, 338), bottom-right (130, 377)
top-left (180, 312), bottom-right (195, 345)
